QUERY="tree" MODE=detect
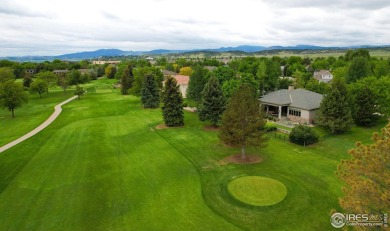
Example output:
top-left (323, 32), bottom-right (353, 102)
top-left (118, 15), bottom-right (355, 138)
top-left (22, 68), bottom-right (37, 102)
top-left (57, 74), bottom-right (70, 92)
top-left (105, 65), bottom-right (116, 79)
top-left (351, 86), bottom-right (378, 126)
top-left (0, 80), bottom-right (28, 118)
top-left (337, 122), bottom-right (390, 223)
top-left (218, 84), bottom-right (269, 159)
top-left (162, 76), bottom-right (184, 127)
top-left (121, 65), bottom-right (134, 95)
top-left (317, 79), bottom-right (354, 134)
top-left (258, 59), bottom-right (280, 93)
top-left (179, 66), bottom-right (193, 76)
top-left (347, 56), bottom-right (370, 83)
top-left (74, 85), bottom-right (85, 99)
top-left (198, 75), bottom-right (225, 126)
top-left (23, 75), bottom-right (33, 88)
top-left (141, 74), bottom-right (160, 108)
top-left (29, 79), bottom-right (48, 98)
top-left (278, 77), bottom-right (293, 90)
top-left (186, 65), bottom-right (208, 104)
top-left (0, 67), bottom-right (16, 83)
top-left (34, 71), bottom-right (57, 88)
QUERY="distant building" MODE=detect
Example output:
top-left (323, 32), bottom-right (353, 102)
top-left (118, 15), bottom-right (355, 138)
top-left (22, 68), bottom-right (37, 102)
top-left (92, 60), bottom-right (121, 65)
top-left (25, 69), bottom-right (35, 75)
top-left (260, 86), bottom-right (323, 124)
top-left (313, 70), bottom-right (333, 83)
top-left (172, 75), bottom-right (189, 98)
top-left (53, 70), bottom-right (69, 75)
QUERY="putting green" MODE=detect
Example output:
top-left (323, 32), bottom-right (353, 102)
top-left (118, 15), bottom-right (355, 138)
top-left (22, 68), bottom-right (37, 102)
top-left (228, 176), bottom-right (287, 206)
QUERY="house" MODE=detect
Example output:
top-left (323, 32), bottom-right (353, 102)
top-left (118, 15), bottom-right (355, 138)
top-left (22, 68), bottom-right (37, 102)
top-left (260, 86), bottom-right (323, 124)
top-left (92, 60), bottom-right (121, 65)
top-left (53, 70), bottom-right (69, 75)
top-left (25, 69), bottom-right (35, 75)
top-left (314, 70), bottom-right (333, 83)
top-left (172, 75), bottom-right (189, 98)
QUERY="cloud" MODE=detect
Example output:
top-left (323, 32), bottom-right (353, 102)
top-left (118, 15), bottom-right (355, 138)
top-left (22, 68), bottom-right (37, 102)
top-left (0, 0), bottom-right (389, 56)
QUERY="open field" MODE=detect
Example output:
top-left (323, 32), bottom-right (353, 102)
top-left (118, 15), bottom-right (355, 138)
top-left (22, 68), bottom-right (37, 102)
top-left (0, 78), bottom-right (386, 230)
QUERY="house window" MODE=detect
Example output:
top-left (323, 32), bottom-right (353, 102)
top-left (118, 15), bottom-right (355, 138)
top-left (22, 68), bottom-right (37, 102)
top-left (289, 109), bottom-right (301, 117)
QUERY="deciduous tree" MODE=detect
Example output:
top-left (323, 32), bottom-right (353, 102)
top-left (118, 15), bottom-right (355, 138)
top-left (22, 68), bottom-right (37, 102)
top-left (105, 65), bottom-right (116, 79)
top-left (0, 80), bottom-right (28, 118)
top-left (198, 75), bottom-right (225, 126)
top-left (121, 65), bottom-right (134, 95)
top-left (337, 122), bottom-right (390, 224)
top-left (162, 77), bottom-right (183, 127)
top-left (74, 85), bottom-right (85, 99)
top-left (0, 67), bottom-right (16, 83)
top-left (218, 84), bottom-right (268, 159)
top-left (29, 79), bottom-right (48, 98)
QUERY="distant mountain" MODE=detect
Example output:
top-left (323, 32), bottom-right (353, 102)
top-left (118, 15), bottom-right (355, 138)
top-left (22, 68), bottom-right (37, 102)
top-left (1, 45), bottom-right (389, 61)
top-left (55, 49), bottom-right (132, 59)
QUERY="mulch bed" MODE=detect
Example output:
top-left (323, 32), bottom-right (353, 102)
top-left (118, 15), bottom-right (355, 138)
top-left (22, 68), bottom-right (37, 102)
top-left (203, 125), bottom-right (220, 131)
top-left (223, 154), bottom-right (263, 164)
top-left (155, 124), bottom-right (168, 130)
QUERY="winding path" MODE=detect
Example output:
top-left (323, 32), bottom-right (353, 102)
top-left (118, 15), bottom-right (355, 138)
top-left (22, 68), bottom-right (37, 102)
top-left (0, 95), bottom-right (78, 153)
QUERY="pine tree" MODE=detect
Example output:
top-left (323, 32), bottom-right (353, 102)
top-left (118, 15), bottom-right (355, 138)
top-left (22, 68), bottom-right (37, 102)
top-left (354, 86), bottom-right (378, 126)
top-left (198, 75), bottom-right (225, 126)
top-left (317, 79), bottom-right (354, 134)
top-left (337, 122), bottom-right (390, 222)
top-left (218, 84), bottom-right (269, 159)
top-left (141, 74), bottom-right (160, 108)
top-left (121, 65), bottom-right (134, 95)
top-left (162, 77), bottom-right (184, 127)
top-left (186, 65), bottom-right (208, 104)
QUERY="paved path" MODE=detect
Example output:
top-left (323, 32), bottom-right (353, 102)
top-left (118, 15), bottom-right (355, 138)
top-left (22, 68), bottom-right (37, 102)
top-left (0, 95), bottom-right (78, 153)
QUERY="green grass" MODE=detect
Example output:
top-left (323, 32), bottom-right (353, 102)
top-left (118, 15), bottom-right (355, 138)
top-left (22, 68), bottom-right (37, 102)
top-left (0, 88), bottom-right (76, 146)
top-left (0, 78), bottom-right (386, 230)
top-left (228, 176), bottom-right (287, 206)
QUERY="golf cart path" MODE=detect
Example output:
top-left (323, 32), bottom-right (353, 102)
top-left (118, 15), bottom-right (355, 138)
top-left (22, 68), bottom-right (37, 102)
top-left (0, 95), bottom-right (78, 153)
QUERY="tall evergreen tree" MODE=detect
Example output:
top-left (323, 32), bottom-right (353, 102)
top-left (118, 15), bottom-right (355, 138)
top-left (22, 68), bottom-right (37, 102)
top-left (141, 74), bottom-right (160, 108)
top-left (317, 79), bottom-right (354, 134)
top-left (347, 56), bottom-right (370, 83)
top-left (353, 86), bottom-right (378, 126)
top-left (121, 65), bottom-right (134, 95)
top-left (218, 84), bottom-right (268, 159)
top-left (198, 75), bottom-right (225, 126)
top-left (162, 77), bottom-right (184, 127)
top-left (186, 65), bottom-right (208, 105)
top-left (337, 122), bottom-right (390, 221)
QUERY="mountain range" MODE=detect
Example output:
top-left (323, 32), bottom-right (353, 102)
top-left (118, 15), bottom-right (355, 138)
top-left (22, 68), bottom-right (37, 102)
top-left (1, 45), bottom-right (387, 62)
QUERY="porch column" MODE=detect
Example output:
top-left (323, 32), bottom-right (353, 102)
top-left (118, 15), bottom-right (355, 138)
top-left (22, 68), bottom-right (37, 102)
top-left (266, 106), bottom-right (269, 113)
top-left (278, 106), bottom-right (282, 120)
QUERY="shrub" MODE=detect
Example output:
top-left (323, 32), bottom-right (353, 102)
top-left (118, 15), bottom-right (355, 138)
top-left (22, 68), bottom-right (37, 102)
top-left (289, 125), bottom-right (319, 146)
top-left (264, 124), bottom-right (277, 132)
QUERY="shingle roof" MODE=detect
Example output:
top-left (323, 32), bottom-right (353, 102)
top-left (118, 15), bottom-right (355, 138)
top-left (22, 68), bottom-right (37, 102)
top-left (260, 89), bottom-right (323, 110)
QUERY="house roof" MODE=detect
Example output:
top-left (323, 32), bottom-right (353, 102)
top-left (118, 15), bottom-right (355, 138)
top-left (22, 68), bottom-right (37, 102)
top-left (260, 89), bottom-right (323, 110)
top-left (163, 70), bottom-right (177, 76)
top-left (173, 75), bottom-right (189, 85)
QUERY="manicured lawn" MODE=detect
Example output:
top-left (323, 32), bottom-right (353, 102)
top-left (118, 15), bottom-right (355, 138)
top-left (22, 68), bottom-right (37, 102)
top-left (0, 78), bottom-right (385, 230)
top-left (0, 87), bottom-right (76, 146)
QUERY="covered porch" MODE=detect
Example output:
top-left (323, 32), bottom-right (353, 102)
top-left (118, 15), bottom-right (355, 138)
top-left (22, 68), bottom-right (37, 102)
top-left (264, 104), bottom-right (289, 120)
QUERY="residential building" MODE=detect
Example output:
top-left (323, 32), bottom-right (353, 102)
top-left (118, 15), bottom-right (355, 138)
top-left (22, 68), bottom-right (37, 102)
top-left (314, 70), bottom-right (333, 83)
top-left (260, 86), bottom-right (323, 124)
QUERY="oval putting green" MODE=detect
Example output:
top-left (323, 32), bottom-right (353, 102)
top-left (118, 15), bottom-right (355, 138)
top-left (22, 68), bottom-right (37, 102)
top-left (228, 176), bottom-right (287, 206)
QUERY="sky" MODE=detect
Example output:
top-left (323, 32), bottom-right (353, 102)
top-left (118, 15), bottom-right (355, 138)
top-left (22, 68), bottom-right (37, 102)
top-left (0, 0), bottom-right (389, 56)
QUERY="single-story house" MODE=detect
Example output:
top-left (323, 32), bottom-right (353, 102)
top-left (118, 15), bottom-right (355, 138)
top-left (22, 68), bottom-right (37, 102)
top-left (92, 60), bottom-right (121, 65)
top-left (260, 86), bottom-right (323, 124)
top-left (314, 70), bottom-right (333, 83)
top-left (53, 70), bottom-right (69, 75)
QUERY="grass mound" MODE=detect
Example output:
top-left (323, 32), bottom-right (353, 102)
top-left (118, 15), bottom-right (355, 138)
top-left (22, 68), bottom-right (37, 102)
top-left (228, 176), bottom-right (287, 206)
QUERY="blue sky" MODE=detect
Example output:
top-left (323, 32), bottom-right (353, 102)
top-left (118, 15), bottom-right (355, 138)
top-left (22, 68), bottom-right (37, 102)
top-left (0, 0), bottom-right (389, 56)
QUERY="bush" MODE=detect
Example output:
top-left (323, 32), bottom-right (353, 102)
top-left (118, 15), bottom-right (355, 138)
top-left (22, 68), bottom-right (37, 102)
top-left (289, 125), bottom-right (319, 146)
top-left (264, 124), bottom-right (277, 132)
